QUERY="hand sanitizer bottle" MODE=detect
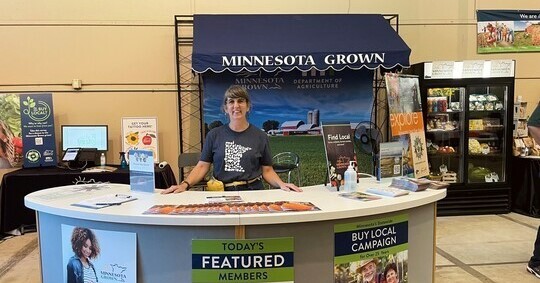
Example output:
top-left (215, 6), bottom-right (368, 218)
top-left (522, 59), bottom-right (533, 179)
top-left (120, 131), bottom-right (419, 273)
top-left (100, 153), bottom-right (106, 166)
top-left (344, 161), bottom-right (357, 192)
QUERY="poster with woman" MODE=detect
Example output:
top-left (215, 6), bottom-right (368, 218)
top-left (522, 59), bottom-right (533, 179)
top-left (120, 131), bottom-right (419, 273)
top-left (202, 68), bottom-right (374, 186)
top-left (61, 225), bottom-right (137, 283)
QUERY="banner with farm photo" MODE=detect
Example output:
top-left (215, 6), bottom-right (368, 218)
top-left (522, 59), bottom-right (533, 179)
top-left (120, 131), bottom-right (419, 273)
top-left (477, 10), bottom-right (540, 53)
top-left (202, 69), bottom-right (374, 186)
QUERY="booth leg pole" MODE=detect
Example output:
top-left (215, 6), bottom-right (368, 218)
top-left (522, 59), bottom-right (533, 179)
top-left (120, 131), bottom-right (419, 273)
top-left (235, 225), bottom-right (245, 239)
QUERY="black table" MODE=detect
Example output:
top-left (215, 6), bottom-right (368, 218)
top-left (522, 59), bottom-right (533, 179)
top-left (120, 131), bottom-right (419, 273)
top-left (0, 164), bottom-right (177, 234)
top-left (510, 156), bottom-right (540, 217)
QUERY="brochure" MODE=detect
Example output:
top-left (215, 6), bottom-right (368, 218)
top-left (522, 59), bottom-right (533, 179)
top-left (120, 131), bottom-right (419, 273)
top-left (206, 195), bottom-right (244, 204)
top-left (321, 121), bottom-right (356, 189)
top-left (72, 193), bottom-right (137, 209)
top-left (378, 141), bottom-right (403, 180)
top-left (338, 192), bottom-right (382, 201)
top-left (409, 130), bottom-right (430, 178)
top-left (366, 187), bottom-right (409, 197)
top-left (129, 149), bottom-right (155, 193)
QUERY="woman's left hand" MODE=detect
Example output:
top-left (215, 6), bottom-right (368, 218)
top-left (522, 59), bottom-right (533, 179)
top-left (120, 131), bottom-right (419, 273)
top-left (280, 183), bottom-right (302, 192)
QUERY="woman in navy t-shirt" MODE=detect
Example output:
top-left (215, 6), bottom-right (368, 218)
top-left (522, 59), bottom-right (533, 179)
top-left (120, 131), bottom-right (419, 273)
top-left (162, 85), bottom-right (301, 193)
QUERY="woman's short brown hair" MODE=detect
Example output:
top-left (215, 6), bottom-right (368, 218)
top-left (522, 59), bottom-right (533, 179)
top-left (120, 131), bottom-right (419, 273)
top-left (384, 262), bottom-right (398, 278)
top-left (71, 227), bottom-right (100, 259)
top-left (223, 85), bottom-right (251, 110)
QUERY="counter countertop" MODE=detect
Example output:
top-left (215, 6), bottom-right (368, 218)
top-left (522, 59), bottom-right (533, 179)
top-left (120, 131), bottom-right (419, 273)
top-left (25, 180), bottom-right (446, 226)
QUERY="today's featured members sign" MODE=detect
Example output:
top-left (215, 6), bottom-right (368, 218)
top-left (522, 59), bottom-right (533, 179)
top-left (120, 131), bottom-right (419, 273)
top-left (192, 238), bottom-right (294, 283)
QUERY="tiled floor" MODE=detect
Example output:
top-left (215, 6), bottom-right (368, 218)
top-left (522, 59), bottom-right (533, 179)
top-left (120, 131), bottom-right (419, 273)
top-left (0, 213), bottom-right (539, 282)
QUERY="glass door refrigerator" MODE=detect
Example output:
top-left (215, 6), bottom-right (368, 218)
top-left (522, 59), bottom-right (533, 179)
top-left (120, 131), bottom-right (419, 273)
top-left (408, 61), bottom-right (515, 216)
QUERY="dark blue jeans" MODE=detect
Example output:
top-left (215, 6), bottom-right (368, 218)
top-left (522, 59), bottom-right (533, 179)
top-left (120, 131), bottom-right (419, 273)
top-left (531, 226), bottom-right (540, 265)
top-left (224, 179), bottom-right (264, 191)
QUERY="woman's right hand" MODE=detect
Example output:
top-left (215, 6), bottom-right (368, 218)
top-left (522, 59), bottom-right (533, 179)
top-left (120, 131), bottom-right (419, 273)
top-left (160, 183), bottom-right (189, 194)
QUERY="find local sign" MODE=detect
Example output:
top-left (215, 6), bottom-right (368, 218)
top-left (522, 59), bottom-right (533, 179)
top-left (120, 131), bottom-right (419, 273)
top-left (192, 238), bottom-right (294, 283)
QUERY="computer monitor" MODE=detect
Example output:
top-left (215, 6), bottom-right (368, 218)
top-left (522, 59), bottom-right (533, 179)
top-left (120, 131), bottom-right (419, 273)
top-left (61, 125), bottom-right (108, 151)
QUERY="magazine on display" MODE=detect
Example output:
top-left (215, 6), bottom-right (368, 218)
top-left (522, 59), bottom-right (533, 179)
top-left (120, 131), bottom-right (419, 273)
top-left (408, 131), bottom-right (429, 178)
top-left (321, 121), bottom-right (356, 189)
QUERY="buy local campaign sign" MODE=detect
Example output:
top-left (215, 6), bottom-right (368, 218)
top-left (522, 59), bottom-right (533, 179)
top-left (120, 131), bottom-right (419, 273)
top-left (334, 214), bottom-right (409, 283)
top-left (192, 238), bottom-right (294, 283)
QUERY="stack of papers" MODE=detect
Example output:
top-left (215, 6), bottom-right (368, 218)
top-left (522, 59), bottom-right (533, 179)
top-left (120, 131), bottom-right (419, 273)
top-left (72, 193), bottom-right (137, 209)
top-left (389, 177), bottom-right (431, 192)
top-left (390, 176), bottom-right (449, 191)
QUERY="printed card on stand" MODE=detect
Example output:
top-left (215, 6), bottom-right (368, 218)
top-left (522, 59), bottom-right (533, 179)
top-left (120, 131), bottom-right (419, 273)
top-left (409, 131), bottom-right (429, 178)
top-left (121, 117), bottom-right (159, 163)
top-left (321, 121), bottom-right (356, 190)
top-left (378, 141), bottom-right (403, 180)
top-left (129, 149), bottom-right (155, 193)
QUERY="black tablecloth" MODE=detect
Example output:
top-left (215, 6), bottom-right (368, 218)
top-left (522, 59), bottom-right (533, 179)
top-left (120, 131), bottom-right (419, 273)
top-left (511, 156), bottom-right (540, 217)
top-left (0, 164), bottom-right (177, 234)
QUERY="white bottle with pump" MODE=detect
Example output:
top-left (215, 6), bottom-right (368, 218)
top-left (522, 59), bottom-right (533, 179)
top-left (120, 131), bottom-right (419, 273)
top-left (100, 153), bottom-right (106, 166)
top-left (344, 161), bottom-right (357, 192)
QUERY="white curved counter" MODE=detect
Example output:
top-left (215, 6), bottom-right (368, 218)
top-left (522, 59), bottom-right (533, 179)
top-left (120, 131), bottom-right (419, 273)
top-left (25, 180), bottom-right (446, 283)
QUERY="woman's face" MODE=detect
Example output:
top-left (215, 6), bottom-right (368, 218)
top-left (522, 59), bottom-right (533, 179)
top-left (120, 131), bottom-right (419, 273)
top-left (225, 97), bottom-right (249, 121)
top-left (82, 239), bottom-right (92, 258)
top-left (386, 268), bottom-right (398, 283)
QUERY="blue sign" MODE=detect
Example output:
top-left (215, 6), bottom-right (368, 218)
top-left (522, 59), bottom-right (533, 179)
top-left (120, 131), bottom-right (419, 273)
top-left (129, 149), bottom-right (155, 192)
top-left (20, 93), bottom-right (57, 168)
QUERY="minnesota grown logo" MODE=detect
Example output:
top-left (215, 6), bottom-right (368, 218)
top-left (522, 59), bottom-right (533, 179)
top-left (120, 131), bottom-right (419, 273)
top-left (25, 149), bottom-right (41, 163)
top-left (22, 96), bottom-right (51, 122)
top-left (100, 263), bottom-right (128, 282)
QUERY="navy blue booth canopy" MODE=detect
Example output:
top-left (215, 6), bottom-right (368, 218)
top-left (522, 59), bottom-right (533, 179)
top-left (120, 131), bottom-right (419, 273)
top-left (191, 14), bottom-right (411, 73)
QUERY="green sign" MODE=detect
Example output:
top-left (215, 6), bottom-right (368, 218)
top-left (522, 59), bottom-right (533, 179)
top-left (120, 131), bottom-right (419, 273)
top-left (334, 214), bottom-right (408, 283)
top-left (192, 237), bottom-right (294, 283)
